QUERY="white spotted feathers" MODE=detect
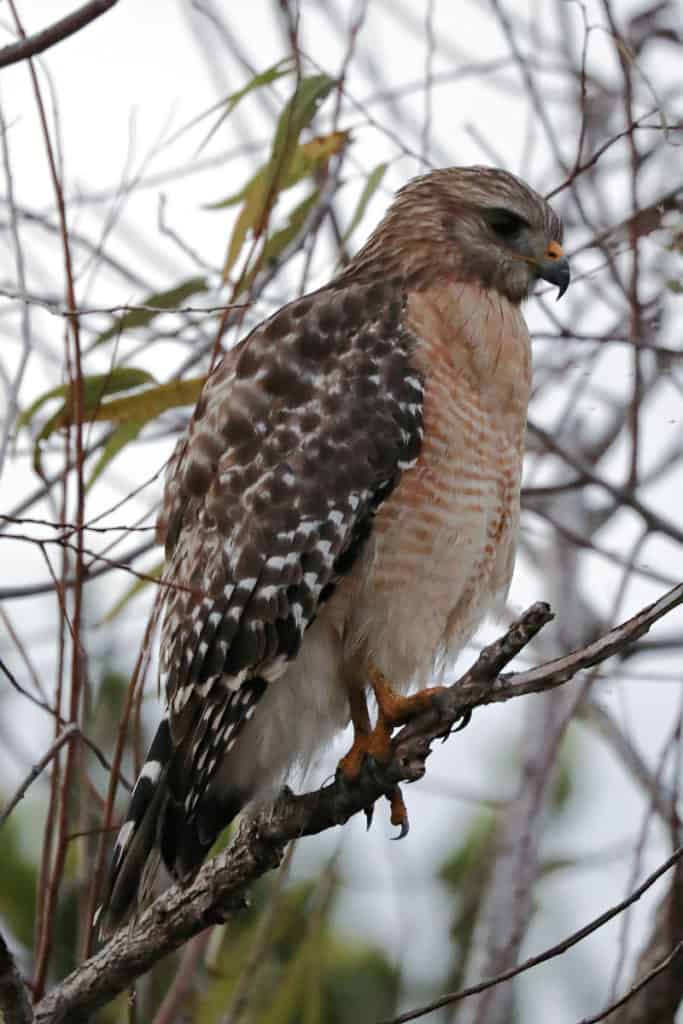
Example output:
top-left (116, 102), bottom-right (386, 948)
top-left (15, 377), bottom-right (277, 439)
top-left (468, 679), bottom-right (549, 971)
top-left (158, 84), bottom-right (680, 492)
top-left (99, 276), bottom-right (425, 933)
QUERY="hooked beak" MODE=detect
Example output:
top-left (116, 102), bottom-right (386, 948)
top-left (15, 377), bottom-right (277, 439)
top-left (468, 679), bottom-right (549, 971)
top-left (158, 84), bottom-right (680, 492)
top-left (538, 240), bottom-right (570, 299)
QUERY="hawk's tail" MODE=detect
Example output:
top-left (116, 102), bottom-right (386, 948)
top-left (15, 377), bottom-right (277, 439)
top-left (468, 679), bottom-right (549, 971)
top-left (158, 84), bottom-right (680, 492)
top-left (98, 718), bottom-right (249, 937)
top-left (98, 718), bottom-right (173, 937)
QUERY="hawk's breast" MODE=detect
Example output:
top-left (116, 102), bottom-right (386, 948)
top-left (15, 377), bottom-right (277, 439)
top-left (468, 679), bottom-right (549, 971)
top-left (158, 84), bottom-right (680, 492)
top-left (335, 281), bottom-right (532, 690)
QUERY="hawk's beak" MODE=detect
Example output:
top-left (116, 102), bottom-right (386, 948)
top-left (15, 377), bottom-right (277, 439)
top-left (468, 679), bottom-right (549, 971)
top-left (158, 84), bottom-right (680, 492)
top-left (539, 240), bottom-right (570, 299)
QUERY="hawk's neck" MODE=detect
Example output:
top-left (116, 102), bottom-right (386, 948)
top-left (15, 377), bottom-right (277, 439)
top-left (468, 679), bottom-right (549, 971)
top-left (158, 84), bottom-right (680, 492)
top-left (405, 279), bottom-right (532, 446)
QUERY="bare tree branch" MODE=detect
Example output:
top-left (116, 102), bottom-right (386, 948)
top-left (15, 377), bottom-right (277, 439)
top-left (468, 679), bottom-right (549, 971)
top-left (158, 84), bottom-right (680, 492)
top-left (0, 1), bottom-right (119, 70)
top-left (29, 584), bottom-right (683, 1023)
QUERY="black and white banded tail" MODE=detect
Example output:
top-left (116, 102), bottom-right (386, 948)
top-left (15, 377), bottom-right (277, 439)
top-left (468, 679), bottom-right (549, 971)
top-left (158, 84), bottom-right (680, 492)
top-left (98, 719), bottom-right (173, 936)
top-left (98, 680), bottom-right (265, 937)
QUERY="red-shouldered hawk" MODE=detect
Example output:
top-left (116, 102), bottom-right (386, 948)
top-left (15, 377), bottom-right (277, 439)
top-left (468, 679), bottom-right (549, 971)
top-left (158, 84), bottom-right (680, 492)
top-left (99, 166), bottom-right (569, 933)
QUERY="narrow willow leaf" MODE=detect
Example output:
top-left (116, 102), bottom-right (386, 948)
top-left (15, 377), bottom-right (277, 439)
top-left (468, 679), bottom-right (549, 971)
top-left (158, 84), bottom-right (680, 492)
top-left (237, 188), bottom-right (320, 297)
top-left (90, 276), bottom-right (208, 349)
top-left (221, 133), bottom-right (345, 281)
top-left (270, 74), bottom-right (336, 175)
top-left (342, 163), bottom-right (388, 243)
top-left (24, 367), bottom-right (157, 476)
top-left (197, 58), bottom-right (294, 156)
top-left (87, 422), bottom-right (144, 490)
top-left (223, 179), bottom-right (271, 280)
top-left (222, 134), bottom-right (346, 280)
top-left (207, 132), bottom-right (347, 210)
top-left (221, 75), bottom-right (337, 280)
top-left (85, 375), bottom-right (206, 424)
top-left (17, 367), bottom-right (156, 433)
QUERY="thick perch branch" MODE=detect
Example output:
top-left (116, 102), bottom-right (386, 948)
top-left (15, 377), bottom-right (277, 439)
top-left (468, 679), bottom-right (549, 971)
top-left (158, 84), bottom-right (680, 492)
top-left (33, 582), bottom-right (683, 1024)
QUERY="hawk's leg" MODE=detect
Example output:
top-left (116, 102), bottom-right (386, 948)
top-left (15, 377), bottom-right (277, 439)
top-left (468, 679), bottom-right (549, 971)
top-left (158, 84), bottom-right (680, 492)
top-left (337, 669), bottom-right (449, 837)
top-left (337, 686), bottom-right (373, 778)
top-left (368, 667), bottom-right (449, 734)
top-left (336, 687), bottom-right (377, 828)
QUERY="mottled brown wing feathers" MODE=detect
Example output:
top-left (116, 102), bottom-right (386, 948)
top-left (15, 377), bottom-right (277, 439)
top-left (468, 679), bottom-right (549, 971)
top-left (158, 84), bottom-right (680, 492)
top-left (156, 278), bottom-right (425, 820)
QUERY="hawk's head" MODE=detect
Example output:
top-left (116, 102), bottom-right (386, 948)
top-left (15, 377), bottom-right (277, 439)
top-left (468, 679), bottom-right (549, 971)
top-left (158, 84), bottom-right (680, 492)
top-left (350, 165), bottom-right (569, 304)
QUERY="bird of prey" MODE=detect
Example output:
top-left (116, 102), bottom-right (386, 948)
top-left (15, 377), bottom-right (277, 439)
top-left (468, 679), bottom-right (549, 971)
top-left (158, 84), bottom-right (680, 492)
top-left (99, 165), bottom-right (569, 933)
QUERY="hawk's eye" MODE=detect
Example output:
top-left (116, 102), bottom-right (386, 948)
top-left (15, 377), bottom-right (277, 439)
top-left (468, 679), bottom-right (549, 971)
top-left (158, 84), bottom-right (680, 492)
top-left (486, 208), bottom-right (527, 240)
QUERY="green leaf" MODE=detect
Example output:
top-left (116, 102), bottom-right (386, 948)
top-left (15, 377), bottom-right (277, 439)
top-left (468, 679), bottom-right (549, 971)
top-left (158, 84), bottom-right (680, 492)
top-left (207, 132), bottom-right (347, 210)
top-left (19, 367), bottom-right (157, 477)
top-left (196, 58), bottom-right (294, 155)
top-left (219, 74), bottom-right (338, 281)
top-left (222, 176), bottom-right (273, 281)
top-left (85, 375), bottom-right (206, 424)
top-left (270, 74), bottom-right (336, 178)
top-left (90, 276), bottom-right (209, 349)
top-left (18, 367), bottom-right (164, 477)
top-left (342, 163), bottom-right (388, 243)
top-left (87, 421), bottom-right (145, 490)
top-left (221, 131), bottom-right (346, 284)
top-left (237, 188), bottom-right (320, 296)
top-left (221, 134), bottom-right (346, 282)
top-left (17, 367), bottom-right (156, 434)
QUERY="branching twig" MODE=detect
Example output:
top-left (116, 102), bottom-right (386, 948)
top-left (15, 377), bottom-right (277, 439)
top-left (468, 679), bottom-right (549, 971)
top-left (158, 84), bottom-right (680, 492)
top-left (578, 939), bottom-right (683, 1024)
top-left (381, 847), bottom-right (683, 1024)
top-left (0, 725), bottom-right (79, 827)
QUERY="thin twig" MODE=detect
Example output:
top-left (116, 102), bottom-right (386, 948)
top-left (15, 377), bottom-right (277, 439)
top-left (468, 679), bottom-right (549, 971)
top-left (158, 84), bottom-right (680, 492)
top-left (8, 0), bottom-right (90, 993)
top-left (0, 285), bottom-right (247, 318)
top-left (380, 848), bottom-right (683, 1024)
top-left (0, 725), bottom-right (79, 827)
top-left (0, 98), bottom-right (32, 478)
top-left (577, 939), bottom-right (683, 1024)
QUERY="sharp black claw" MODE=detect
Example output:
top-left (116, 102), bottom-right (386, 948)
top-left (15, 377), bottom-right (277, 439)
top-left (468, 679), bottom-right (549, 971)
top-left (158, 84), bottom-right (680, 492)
top-left (391, 816), bottom-right (410, 840)
top-left (364, 804), bottom-right (374, 831)
top-left (440, 708), bottom-right (472, 742)
top-left (387, 785), bottom-right (410, 839)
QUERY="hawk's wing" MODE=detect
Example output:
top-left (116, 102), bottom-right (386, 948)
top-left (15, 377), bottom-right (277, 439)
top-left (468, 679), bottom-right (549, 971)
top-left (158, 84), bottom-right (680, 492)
top-left (100, 278), bottom-right (425, 929)
top-left (158, 279), bottom-right (424, 845)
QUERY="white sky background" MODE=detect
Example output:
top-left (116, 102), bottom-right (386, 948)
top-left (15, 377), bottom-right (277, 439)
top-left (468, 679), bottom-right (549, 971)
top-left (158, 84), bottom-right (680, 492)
top-left (1, 1), bottom-right (683, 1021)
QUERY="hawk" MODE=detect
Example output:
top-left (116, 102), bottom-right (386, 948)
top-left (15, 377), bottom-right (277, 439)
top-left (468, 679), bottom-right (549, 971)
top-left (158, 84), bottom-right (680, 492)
top-left (99, 165), bottom-right (569, 932)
